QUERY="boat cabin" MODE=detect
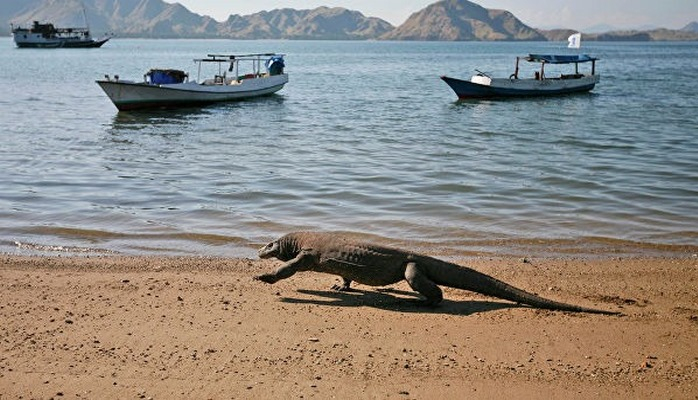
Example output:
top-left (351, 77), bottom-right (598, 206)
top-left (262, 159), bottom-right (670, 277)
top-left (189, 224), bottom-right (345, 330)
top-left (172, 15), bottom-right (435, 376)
top-left (511, 54), bottom-right (598, 80)
top-left (193, 53), bottom-right (286, 86)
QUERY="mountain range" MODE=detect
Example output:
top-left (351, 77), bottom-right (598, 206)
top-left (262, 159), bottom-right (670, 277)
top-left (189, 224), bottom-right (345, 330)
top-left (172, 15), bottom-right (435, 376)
top-left (4, 0), bottom-right (697, 41)
top-left (382, 0), bottom-right (544, 41)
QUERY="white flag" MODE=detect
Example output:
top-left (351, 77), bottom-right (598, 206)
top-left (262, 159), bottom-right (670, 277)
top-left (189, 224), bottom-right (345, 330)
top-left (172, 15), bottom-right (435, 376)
top-left (568, 33), bottom-right (581, 49)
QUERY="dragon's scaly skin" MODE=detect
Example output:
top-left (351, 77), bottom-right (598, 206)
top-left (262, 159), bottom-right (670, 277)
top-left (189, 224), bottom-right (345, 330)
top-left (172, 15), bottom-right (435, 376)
top-left (256, 232), bottom-right (618, 315)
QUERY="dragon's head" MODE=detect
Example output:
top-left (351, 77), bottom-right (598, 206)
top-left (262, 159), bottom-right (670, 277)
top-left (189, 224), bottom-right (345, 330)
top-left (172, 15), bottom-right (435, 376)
top-left (258, 233), bottom-right (300, 261)
top-left (258, 239), bottom-right (281, 259)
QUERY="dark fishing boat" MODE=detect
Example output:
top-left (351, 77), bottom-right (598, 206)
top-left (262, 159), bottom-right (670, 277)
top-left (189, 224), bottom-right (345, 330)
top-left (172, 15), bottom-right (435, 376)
top-left (441, 54), bottom-right (600, 99)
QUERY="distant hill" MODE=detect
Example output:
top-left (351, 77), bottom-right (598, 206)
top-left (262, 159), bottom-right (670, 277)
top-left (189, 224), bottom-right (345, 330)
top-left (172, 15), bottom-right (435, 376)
top-left (546, 28), bottom-right (698, 41)
top-left (616, 28), bottom-right (698, 41)
top-left (539, 27), bottom-right (698, 42)
top-left (219, 7), bottom-right (393, 40)
top-left (7, 0), bottom-right (218, 38)
top-left (4, 0), bottom-right (393, 39)
top-left (381, 0), bottom-right (544, 41)
top-left (681, 21), bottom-right (698, 32)
top-left (537, 29), bottom-right (578, 42)
top-left (3, 0), bottom-right (697, 41)
top-left (3, 0), bottom-right (42, 32)
top-left (582, 24), bottom-right (617, 34)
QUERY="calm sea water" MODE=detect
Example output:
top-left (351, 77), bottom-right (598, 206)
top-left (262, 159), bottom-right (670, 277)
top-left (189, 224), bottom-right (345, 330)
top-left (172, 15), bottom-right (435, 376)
top-left (1, 38), bottom-right (696, 257)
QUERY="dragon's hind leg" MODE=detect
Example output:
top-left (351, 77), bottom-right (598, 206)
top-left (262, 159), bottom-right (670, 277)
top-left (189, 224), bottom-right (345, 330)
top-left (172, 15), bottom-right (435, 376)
top-left (405, 262), bottom-right (443, 306)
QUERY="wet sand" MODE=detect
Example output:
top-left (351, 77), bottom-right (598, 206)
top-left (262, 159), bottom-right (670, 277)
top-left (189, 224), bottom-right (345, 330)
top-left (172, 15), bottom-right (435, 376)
top-left (1, 254), bottom-right (696, 399)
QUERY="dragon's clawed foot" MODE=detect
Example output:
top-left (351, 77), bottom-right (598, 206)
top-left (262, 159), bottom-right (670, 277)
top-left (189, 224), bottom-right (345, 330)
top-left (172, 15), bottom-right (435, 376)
top-left (255, 274), bottom-right (277, 284)
top-left (331, 283), bottom-right (351, 291)
top-left (331, 278), bottom-right (352, 292)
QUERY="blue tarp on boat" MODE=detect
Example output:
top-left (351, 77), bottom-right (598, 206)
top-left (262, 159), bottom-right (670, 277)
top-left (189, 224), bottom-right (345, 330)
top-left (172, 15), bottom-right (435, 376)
top-left (266, 56), bottom-right (285, 76)
top-left (147, 69), bottom-right (188, 84)
top-left (526, 54), bottom-right (598, 64)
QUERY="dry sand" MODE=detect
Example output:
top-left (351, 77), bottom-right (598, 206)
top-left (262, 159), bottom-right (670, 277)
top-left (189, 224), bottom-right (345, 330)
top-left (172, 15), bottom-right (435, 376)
top-left (1, 254), bottom-right (697, 399)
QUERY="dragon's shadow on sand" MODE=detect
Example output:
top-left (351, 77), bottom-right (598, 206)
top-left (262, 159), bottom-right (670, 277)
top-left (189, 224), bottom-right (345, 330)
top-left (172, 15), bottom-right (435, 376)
top-left (279, 287), bottom-right (521, 316)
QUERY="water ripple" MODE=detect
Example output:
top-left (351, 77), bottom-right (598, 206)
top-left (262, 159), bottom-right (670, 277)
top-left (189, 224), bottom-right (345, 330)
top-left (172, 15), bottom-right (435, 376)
top-left (0, 39), bottom-right (696, 256)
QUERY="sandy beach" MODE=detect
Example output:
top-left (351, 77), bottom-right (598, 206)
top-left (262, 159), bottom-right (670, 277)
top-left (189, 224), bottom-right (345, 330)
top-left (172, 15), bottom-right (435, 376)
top-left (1, 253), bottom-right (696, 399)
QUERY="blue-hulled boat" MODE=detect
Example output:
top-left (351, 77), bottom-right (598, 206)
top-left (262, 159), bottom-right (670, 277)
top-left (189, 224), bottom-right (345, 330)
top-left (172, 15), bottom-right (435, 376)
top-left (441, 54), bottom-right (600, 99)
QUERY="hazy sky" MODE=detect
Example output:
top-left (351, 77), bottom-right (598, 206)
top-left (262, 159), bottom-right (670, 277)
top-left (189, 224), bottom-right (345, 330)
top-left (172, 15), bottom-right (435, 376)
top-left (174, 1), bottom-right (697, 30)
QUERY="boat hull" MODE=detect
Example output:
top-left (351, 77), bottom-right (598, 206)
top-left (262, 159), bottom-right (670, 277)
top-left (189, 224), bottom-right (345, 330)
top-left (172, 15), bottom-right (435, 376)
top-left (14, 37), bottom-right (110, 48)
top-left (441, 75), bottom-right (599, 99)
top-left (96, 74), bottom-right (288, 111)
top-left (12, 27), bottom-right (111, 48)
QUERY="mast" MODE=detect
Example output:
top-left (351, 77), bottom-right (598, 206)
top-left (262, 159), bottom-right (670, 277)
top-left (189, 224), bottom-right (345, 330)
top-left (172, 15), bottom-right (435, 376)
top-left (81, 1), bottom-right (90, 31)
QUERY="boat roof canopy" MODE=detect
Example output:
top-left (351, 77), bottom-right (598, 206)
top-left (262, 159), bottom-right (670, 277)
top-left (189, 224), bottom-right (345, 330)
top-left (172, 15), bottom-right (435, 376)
top-left (195, 53), bottom-right (284, 62)
top-left (525, 54), bottom-right (598, 64)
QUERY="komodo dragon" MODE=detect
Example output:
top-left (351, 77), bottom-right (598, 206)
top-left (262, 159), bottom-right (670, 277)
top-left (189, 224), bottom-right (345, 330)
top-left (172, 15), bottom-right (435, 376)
top-left (255, 231), bottom-right (619, 315)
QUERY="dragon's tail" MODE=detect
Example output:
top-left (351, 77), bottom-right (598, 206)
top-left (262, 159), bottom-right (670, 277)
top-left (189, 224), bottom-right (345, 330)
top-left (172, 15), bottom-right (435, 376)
top-left (428, 261), bottom-right (619, 315)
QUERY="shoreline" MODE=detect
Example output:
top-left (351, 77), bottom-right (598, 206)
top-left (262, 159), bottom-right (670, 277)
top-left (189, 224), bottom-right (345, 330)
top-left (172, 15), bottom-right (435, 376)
top-left (1, 254), bottom-right (697, 398)
top-left (5, 232), bottom-right (698, 260)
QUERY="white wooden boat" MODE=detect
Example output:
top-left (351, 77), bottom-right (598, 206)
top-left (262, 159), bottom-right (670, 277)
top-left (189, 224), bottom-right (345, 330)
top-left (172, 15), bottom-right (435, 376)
top-left (11, 20), bottom-right (111, 48)
top-left (441, 54), bottom-right (599, 99)
top-left (96, 53), bottom-right (288, 111)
